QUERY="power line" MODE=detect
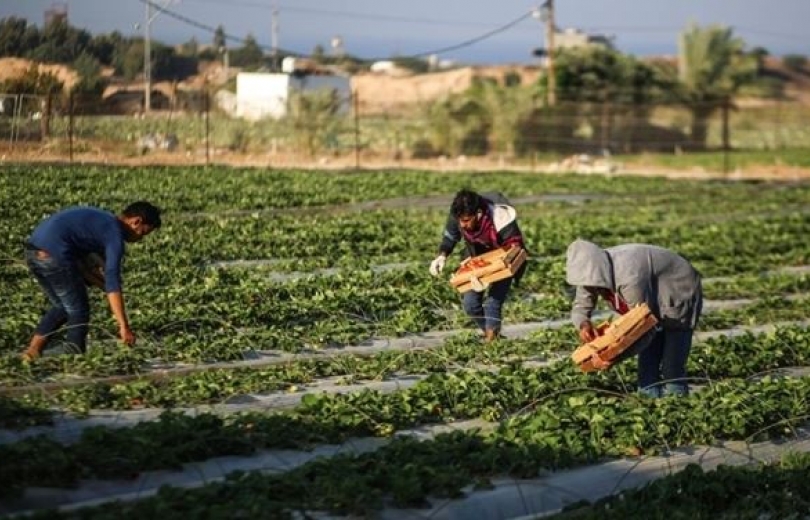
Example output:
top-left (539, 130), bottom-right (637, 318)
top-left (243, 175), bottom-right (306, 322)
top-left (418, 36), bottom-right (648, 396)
top-left (138, 0), bottom-right (536, 61)
top-left (176, 0), bottom-right (810, 45)
top-left (408, 11), bottom-right (535, 59)
top-left (137, 0), bottom-right (301, 55)
top-left (181, 0), bottom-right (498, 29)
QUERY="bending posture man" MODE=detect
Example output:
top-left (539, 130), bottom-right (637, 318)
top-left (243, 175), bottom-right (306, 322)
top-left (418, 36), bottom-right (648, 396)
top-left (429, 189), bottom-right (526, 342)
top-left (565, 239), bottom-right (703, 397)
top-left (22, 201), bottom-right (162, 360)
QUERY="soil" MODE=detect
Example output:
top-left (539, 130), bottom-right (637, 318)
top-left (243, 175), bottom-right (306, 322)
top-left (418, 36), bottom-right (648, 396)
top-left (3, 142), bottom-right (810, 182)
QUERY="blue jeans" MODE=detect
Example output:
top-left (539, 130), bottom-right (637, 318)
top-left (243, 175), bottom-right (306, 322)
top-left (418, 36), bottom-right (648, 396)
top-left (26, 249), bottom-right (90, 353)
top-left (637, 327), bottom-right (693, 397)
top-left (462, 277), bottom-right (513, 333)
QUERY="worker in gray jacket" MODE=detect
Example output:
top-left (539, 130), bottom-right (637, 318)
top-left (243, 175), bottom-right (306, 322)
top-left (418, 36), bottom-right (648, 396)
top-left (565, 239), bottom-right (703, 397)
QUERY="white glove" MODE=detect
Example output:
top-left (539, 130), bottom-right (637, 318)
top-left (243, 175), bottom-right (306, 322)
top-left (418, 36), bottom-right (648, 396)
top-left (469, 276), bottom-right (489, 293)
top-left (429, 255), bottom-right (446, 277)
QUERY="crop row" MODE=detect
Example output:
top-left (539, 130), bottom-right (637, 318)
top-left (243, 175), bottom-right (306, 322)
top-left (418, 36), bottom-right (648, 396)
top-left (3, 324), bottom-right (810, 497)
top-left (7, 373), bottom-right (810, 517)
top-left (3, 267), bottom-right (810, 387)
top-left (3, 165), bottom-right (810, 518)
top-left (2, 167), bottom-right (810, 371)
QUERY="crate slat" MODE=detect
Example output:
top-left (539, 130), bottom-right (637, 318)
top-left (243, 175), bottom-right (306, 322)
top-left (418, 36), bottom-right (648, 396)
top-left (571, 303), bottom-right (659, 372)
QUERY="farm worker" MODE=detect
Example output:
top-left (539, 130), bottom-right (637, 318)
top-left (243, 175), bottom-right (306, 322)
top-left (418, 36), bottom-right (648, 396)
top-left (21, 202), bottom-right (162, 360)
top-left (565, 239), bottom-right (703, 397)
top-left (429, 189), bottom-right (526, 342)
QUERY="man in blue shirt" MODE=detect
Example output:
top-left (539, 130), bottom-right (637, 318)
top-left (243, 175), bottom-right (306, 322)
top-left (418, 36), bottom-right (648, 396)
top-left (22, 201), bottom-right (162, 360)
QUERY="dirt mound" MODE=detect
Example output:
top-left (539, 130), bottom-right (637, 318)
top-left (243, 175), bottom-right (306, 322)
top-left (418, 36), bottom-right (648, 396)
top-left (0, 57), bottom-right (79, 91)
top-left (351, 65), bottom-right (542, 115)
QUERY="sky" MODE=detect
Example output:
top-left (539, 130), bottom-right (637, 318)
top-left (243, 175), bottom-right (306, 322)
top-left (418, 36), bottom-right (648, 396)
top-left (1, 0), bottom-right (808, 64)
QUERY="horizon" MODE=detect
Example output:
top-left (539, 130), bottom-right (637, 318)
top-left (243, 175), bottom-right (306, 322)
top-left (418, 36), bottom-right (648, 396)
top-left (1, 0), bottom-right (808, 66)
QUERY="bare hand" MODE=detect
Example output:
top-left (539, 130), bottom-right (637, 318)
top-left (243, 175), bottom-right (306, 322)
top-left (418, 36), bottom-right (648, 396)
top-left (119, 326), bottom-right (136, 346)
top-left (590, 352), bottom-right (613, 370)
top-left (579, 321), bottom-right (597, 343)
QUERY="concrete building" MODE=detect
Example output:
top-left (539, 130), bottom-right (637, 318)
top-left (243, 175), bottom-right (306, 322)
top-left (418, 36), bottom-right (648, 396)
top-left (554, 27), bottom-right (615, 51)
top-left (236, 72), bottom-right (351, 121)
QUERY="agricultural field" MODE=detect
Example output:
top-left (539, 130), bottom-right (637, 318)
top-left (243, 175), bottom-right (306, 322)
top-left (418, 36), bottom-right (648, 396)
top-left (2, 163), bottom-right (810, 518)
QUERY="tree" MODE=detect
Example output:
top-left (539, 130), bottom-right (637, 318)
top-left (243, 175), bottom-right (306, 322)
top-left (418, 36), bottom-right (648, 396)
top-left (0, 17), bottom-right (39, 57)
top-left (311, 44), bottom-right (325, 63)
top-left (285, 89), bottom-right (346, 157)
top-left (230, 34), bottom-right (264, 69)
top-left (213, 25), bottom-right (226, 51)
top-left (151, 43), bottom-right (198, 81)
top-left (749, 46), bottom-right (769, 74)
top-left (783, 54), bottom-right (807, 73)
top-left (677, 23), bottom-right (757, 149)
top-left (117, 41), bottom-right (145, 80)
top-left (464, 77), bottom-right (540, 157)
top-left (421, 95), bottom-right (488, 157)
top-left (180, 37), bottom-right (199, 57)
top-left (71, 52), bottom-right (108, 112)
top-left (392, 56), bottom-right (429, 74)
top-left (90, 31), bottom-right (125, 66)
top-left (542, 46), bottom-right (677, 153)
top-left (28, 18), bottom-right (91, 63)
top-left (555, 46), bottom-right (675, 104)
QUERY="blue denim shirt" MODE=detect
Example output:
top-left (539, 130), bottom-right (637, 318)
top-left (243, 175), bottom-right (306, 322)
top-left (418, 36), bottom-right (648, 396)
top-left (29, 207), bottom-right (126, 292)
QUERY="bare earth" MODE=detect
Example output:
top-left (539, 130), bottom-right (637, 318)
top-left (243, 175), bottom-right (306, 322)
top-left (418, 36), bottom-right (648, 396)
top-left (3, 143), bottom-right (810, 183)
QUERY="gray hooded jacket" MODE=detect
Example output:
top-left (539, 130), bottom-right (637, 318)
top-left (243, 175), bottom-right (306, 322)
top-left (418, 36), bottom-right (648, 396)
top-left (565, 239), bottom-right (703, 330)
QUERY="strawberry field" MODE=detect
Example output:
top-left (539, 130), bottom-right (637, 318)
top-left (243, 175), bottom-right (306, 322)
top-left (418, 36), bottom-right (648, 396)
top-left (2, 163), bottom-right (810, 518)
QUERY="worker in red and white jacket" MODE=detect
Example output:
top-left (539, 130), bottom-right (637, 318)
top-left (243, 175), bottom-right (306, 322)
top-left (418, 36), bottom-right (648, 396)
top-left (429, 189), bottom-right (527, 342)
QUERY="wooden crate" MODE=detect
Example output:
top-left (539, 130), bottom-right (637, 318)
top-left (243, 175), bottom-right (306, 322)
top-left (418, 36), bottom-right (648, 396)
top-left (571, 303), bottom-right (659, 372)
top-left (449, 246), bottom-right (527, 293)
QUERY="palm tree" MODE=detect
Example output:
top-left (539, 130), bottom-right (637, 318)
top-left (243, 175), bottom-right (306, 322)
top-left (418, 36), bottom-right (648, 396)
top-left (286, 89), bottom-right (345, 157)
top-left (466, 77), bottom-right (540, 158)
top-left (422, 96), bottom-right (485, 157)
top-left (678, 23), bottom-right (757, 149)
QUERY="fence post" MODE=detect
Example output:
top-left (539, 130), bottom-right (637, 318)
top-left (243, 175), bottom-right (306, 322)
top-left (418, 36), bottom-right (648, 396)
top-left (68, 91), bottom-right (74, 163)
top-left (722, 97), bottom-right (730, 175)
top-left (775, 96), bottom-right (783, 150)
top-left (10, 94), bottom-right (22, 150)
top-left (40, 93), bottom-right (52, 140)
top-left (204, 84), bottom-right (210, 166)
top-left (600, 89), bottom-right (610, 153)
top-left (353, 90), bottom-right (360, 170)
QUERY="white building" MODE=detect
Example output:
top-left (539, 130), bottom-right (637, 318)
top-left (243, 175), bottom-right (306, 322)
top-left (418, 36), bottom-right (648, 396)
top-left (554, 27), bottom-right (614, 51)
top-left (235, 72), bottom-right (351, 121)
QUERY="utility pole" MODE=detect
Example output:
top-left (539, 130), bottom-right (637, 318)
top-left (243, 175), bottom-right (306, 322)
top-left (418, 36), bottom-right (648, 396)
top-left (144, 0), bottom-right (151, 113)
top-left (545, 0), bottom-right (556, 106)
top-left (141, 0), bottom-right (176, 113)
top-left (271, 1), bottom-right (279, 71)
top-left (532, 1), bottom-right (556, 106)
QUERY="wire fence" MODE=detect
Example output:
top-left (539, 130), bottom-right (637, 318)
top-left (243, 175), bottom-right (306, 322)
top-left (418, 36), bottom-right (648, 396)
top-left (1, 87), bottom-right (809, 173)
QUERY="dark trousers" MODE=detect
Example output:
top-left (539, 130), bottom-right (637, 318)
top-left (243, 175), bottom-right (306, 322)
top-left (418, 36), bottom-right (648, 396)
top-left (26, 249), bottom-right (90, 353)
top-left (462, 277), bottom-right (513, 333)
top-left (637, 327), bottom-right (693, 397)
